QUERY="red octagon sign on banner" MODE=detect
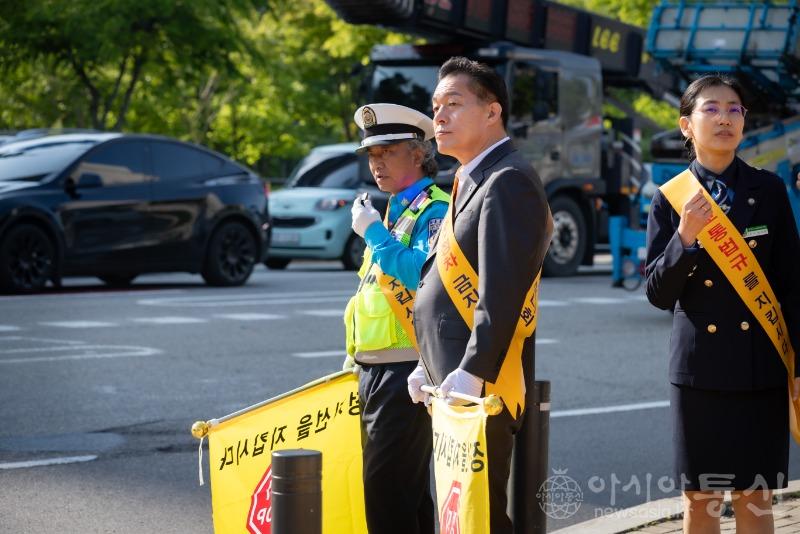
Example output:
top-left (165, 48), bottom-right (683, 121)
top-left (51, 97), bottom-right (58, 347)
top-left (247, 466), bottom-right (273, 534)
top-left (441, 480), bottom-right (462, 534)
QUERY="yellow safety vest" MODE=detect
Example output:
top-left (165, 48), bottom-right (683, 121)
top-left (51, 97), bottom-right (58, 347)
top-left (661, 169), bottom-right (800, 444)
top-left (345, 185), bottom-right (450, 357)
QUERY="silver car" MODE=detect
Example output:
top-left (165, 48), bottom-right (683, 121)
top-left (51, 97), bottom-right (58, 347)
top-left (266, 143), bottom-right (388, 270)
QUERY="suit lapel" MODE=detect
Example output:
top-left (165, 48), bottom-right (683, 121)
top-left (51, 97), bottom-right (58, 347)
top-left (727, 159), bottom-right (760, 234)
top-left (453, 140), bottom-right (515, 218)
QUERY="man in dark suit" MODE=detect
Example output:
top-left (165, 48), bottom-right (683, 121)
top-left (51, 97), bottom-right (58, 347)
top-left (407, 56), bottom-right (552, 532)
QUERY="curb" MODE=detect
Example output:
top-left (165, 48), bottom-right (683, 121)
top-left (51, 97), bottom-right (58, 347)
top-left (551, 479), bottom-right (800, 534)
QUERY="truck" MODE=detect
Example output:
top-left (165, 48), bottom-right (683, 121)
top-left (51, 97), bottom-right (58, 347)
top-left (610, 0), bottom-right (800, 288)
top-left (323, 0), bottom-right (800, 278)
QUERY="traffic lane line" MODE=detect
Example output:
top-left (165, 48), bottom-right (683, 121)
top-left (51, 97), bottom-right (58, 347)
top-left (131, 317), bottom-right (207, 325)
top-left (293, 350), bottom-right (345, 358)
top-left (293, 338), bottom-right (560, 359)
top-left (0, 455), bottom-right (98, 470)
top-left (136, 290), bottom-right (353, 307)
top-left (552, 400), bottom-right (669, 418)
top-left (0, 337), bottom-right (162, 364)
top-left (0, 345), bottom-right (162, 364)
top-left (38, 321), bottom-right (118, 328)
top-left (214, 313), bottom-right (285, 321)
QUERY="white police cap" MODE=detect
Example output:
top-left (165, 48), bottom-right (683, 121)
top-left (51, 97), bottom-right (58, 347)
top-left (353, 103), bottom-right (434, 154)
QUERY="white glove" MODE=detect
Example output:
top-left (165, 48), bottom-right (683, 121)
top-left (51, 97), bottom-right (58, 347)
top-left (351, 198), bottom-right (381, 237)
top-left (439, 368), bottom-right (484, 406)
top-left (407, 364), bottom-right (430, 405)
top-left (342, 355), bottom-right (360, 374)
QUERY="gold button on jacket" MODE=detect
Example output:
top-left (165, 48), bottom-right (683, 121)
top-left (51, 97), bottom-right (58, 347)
top-left (704, 279), bottom-right (713, 287)
top-left (748, 239), bottom-right (757, 249)
top-left (740, 321), bottom-right (750, 331)
top-left (707, 324), bottom-right (717, 333)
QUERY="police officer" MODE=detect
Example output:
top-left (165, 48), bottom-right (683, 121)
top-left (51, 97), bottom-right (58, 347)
top-left (408, 57), bottom-right (553, 532)
top-left (343, 103), bottom-right (449, 534)
top-left (646, 75), bottom-right (800, 533)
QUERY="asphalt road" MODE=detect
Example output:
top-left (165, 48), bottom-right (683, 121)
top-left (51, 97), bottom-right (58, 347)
top-left (0, 262), bottom-right (797, 533)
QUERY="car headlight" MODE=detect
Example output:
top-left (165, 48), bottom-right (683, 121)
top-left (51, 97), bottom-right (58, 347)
top-left (315, 198), bottom-right (351, 211)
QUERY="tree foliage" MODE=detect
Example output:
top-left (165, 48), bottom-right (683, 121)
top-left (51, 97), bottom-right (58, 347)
top-left (0, 0), bottom-right (409, 175)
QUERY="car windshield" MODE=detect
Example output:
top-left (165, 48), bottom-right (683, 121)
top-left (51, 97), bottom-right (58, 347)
top-left (287, 152), bottom-right (360, 188)
top-left (0, 141), bottom-right (96, 181)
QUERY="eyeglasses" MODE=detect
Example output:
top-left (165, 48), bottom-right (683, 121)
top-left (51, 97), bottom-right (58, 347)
top-left (693, 104), bottom-right (748, 119)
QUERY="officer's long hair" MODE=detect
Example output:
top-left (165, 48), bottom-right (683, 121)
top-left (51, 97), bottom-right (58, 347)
top-left (679, 74), bottom-right (746, 161)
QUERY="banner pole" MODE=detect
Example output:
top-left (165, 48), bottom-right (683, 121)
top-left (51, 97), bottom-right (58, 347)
top-left (191, 370), bottom-right (354, 439)
top-left (420, 384), bottom-right (504, 415)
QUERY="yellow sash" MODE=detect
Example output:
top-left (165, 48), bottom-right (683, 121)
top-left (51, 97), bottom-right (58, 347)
top-left (362, 247), bottom-right (418, 351)
top-left (661, 170), bottom-right (800, 444)
top-left (435, 177), bottom-right (542, 419)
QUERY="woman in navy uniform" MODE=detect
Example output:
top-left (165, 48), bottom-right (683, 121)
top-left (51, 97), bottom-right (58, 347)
top-left (646, 74), bottom-right (800, 533)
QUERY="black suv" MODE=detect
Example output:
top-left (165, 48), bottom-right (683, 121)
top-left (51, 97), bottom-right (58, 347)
top-left (0, 133), bottom-right (271, 293)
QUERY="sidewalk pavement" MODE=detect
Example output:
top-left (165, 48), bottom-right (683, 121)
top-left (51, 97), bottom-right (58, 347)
top-left (552, 480), bottom-right (800, 534)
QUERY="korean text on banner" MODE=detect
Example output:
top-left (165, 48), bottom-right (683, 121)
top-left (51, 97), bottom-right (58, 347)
top-left (207, 372), bottom-right (367, 534)
top-left (432, 398), bottom-right (491, 534)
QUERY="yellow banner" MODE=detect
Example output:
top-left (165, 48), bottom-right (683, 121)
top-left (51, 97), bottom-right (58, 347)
top-left (661, 170), bottom-right (800, 443)
top-left (207, 373), bottom-right (367, 533)
top-left (435, 180), bottom-right (542, 418)
top-left (432, 398), bottom-right (491, 534)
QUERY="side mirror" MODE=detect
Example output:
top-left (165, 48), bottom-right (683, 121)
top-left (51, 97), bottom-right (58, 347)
top-left (76, 173), bottom-right (103, 189)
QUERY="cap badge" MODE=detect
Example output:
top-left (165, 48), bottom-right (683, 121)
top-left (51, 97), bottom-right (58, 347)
top-left (362, 106), bottom-right (377, 128)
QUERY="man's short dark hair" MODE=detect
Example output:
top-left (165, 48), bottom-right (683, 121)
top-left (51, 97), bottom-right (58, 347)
top-left (438, 56), bottom-right (509, 129)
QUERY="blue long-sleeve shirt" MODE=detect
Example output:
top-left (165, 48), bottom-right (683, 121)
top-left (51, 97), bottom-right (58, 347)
top-left (363, 177), bottom-right (449, 289)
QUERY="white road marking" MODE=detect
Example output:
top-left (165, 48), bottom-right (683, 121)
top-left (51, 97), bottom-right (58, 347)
top-left (0, 455), bottom-right (98, 470)
top-left (295, 341), bottom-right (557, 358)
top-left (571, 297), bottom-right (626, 305)
top-left (552, 400), bottom-right (669, 418)
top-left (299, 310), bottom-right (346, 317)
top-left (0, 336), bottom-right (86, 345)
top-left (538, 300), bottom-right (568, 307)
top-left (0, 345), bottom-right (162, 364)
top-left (39, 321), bottom-right (118, 328)
top-left (132, 317), bottom-right (206, 325)
top-left (0, 336), bottom-right (162, 364)
top-left (292, 350), bottom-right (344, 358)
top-left (0, 325), bottom-right (20, 332)
top-left (137, 290), bottom-right (353, 308)
top-left (214, 313), bottom-right (285, 321)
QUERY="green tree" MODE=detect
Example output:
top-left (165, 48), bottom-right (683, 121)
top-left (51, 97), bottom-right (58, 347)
top-left (0, 0), bottom-right (256, 130)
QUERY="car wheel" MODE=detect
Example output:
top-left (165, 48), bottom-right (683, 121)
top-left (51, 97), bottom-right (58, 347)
top-left (264, 257), bottom-right (291, 270)
top-left (342, 232), bottom-right (366, 271)
top-left (0, 223), bottom-right (56, 293)
top-left (98, 274), bottom-right (137, 287)
top-left (542, 196), bottom-right (587, 277)
top-left (202, 221), bottom-right (257, 286)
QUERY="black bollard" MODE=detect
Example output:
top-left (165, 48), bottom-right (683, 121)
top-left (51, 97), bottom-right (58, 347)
top-left (271, 449), bottom-right (322, 534)
top-left (511, 380), bottom-right (551, 534)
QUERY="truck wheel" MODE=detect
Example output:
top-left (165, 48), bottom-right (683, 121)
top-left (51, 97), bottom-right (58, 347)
top-left (543, 196), bottom-right (586, 277)
top-left (342, 233), bottom-right (366, 271)
top-left (0, 223), bottom-right (56, 293)
top-left (202, 221), bottom-right (257, 286)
